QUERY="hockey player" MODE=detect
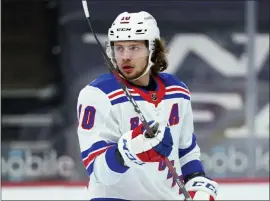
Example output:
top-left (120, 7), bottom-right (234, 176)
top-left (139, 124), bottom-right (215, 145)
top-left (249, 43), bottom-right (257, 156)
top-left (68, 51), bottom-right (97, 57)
top-left (77, 11), bottom-right (218, 200)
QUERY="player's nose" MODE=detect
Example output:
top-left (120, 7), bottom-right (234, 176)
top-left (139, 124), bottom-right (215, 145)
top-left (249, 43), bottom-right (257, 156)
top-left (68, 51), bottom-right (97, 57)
top-left (121, 49), bottom-right (133, 60)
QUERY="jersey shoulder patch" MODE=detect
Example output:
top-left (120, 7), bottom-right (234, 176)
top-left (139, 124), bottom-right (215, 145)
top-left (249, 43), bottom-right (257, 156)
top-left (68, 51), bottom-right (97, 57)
top-left (88, 73), bottom-right (121, 95)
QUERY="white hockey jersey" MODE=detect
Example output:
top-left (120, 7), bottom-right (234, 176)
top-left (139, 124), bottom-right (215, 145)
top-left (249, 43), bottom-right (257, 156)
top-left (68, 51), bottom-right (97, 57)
top-left (77, 72), bottom-right (204, 200)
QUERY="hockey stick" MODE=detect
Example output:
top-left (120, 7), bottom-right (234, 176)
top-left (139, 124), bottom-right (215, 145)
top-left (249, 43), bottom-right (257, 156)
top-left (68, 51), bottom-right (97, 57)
top-left (82, 1), bottom-right (192, 200)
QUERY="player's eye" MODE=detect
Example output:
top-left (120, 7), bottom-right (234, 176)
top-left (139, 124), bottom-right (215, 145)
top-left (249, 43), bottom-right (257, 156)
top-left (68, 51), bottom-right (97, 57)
top-left (114, 46), bottom-right (124, 52)
top-left (129, 45), bottom-right (140, 51)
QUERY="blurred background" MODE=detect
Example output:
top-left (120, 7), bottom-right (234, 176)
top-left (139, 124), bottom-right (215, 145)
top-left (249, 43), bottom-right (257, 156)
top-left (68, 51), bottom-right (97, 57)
top-left (1, 0), bottom-right (269, 199)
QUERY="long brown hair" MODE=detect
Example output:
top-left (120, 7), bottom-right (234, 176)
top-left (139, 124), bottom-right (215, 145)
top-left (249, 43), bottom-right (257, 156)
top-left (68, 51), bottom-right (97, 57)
top-left (150, 38), bottom-right (168, 76)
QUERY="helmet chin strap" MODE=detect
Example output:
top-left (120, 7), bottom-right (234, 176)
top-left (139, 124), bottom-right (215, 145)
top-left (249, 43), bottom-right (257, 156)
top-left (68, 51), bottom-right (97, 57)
top-left (129, 62), bottom-right (152, 81)
top-left (124, 48), bottom-right (154, 81)
top-left (116, 63), bottom-right (151, 82)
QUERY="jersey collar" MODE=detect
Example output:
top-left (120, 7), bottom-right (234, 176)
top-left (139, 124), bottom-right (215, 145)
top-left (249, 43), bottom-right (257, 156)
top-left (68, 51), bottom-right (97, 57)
top-left (123, 75), bottom-right (165, 107)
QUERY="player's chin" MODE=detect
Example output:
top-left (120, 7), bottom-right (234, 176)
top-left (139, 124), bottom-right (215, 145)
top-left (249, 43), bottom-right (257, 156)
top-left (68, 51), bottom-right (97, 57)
top-left (121, 72), bottom-right (140, 80)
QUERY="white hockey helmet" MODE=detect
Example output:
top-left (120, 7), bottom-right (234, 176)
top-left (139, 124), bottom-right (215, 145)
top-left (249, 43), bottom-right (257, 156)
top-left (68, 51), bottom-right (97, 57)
top-left (106, 11), bottom-right (160, 80)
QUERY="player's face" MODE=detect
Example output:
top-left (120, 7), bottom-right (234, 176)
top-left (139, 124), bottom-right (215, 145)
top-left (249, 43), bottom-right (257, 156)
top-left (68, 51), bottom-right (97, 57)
top-left (113, 40), bottom-right (149, 80)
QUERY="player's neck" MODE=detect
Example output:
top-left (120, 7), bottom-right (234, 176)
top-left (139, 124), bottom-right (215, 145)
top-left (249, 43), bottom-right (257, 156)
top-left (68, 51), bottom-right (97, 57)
top-left (130, 73), bottom-right (150, 86)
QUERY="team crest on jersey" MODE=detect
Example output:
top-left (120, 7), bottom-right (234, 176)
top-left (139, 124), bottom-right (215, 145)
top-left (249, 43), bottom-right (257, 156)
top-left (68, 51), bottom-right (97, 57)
top-left (151, 92), bottom-right (157, 101)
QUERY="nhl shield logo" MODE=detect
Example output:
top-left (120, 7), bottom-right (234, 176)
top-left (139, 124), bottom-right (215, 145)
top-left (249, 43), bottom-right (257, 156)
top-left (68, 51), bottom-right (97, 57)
top-left (151, 92), bottom-right (157, 101)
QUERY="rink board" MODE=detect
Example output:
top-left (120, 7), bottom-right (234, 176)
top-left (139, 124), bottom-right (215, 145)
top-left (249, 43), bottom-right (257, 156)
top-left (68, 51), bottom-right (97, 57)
top-left (2, 181), bottom-right (269, 200)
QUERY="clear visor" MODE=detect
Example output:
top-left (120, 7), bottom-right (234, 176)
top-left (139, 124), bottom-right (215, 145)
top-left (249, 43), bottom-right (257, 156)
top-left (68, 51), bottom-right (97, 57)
top-left (108, 43), bottom-right (150, 60)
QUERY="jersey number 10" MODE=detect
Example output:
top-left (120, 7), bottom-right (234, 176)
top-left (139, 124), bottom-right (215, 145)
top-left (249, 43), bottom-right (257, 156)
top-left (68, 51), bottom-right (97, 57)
top-left (78, 104), bottom-right (96, 130)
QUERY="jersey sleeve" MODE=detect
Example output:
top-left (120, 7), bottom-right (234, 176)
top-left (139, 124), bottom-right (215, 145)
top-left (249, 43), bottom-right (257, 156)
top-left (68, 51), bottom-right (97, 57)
top-left (178, 90), bottom-right (205, 179)
top-left (77, 86), bottom-right (129, 186)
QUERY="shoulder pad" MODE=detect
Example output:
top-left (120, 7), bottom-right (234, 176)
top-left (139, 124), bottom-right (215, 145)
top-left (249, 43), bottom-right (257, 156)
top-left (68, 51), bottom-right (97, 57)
top-left (89, 73), bottom-right (121, 95)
